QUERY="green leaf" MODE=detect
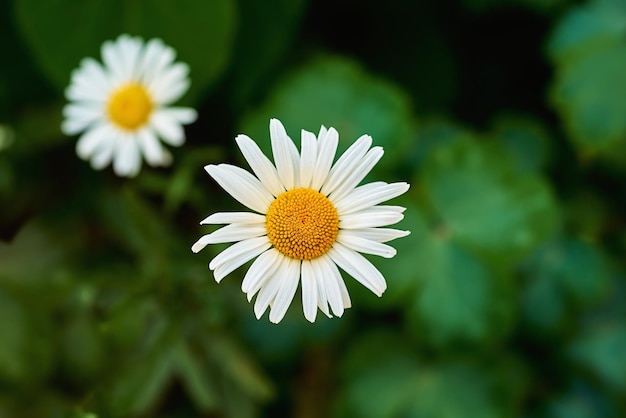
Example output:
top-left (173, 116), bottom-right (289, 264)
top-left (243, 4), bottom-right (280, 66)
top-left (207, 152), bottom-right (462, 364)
top-left (110, 329), bottom-right (175, 415)
top-left (339, 334), bottom-right (509, 418)
top-left (171, 341), bottom-right (219, 411)
top-left (490, 115), bottom-right (550, 173)
top-left (239, 55), bottom-right (415, 170)
top-left (205, 334), bottom-right (274, 401)
top-left (422, 138), bottom-right (559, 258)
top-left (548, 0), bottom-right (626, 152)
top-left (0, 291), bottom-right (27, 381)
top-left (410, 238), bottom-right (496, 344)
top-left (521, 237), bottom-right (611, 329)
top-left (569, 322), bottom-right (626, 391)
top-left (14, 0), bottom-right (237, 102)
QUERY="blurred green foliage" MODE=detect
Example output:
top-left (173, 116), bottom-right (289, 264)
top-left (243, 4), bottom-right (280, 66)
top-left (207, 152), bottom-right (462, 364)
top-left (1, 0), bottom-right (626, 417)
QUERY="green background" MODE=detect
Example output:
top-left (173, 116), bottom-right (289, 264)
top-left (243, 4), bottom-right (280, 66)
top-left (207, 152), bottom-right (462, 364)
top-left (1, 0), bottom-right (626, 416)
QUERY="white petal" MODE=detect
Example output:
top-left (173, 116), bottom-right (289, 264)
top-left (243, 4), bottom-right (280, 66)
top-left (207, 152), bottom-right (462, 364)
top-left (151, 110), bottom-right (186, 146)
top-left (316, 256), bottom-right (345, 317)
top-left (205, 164), bottom-right (274, 213)
top-left (339, 206), bottom-right (405, 229)
top-left (101, 38), bottom-right (126, 84)
top-left (208, 236), bottom-right (271, 282)
top-left (137, 129), bottom-right (171, 167)
top-left (141, 40), bottom-right (176, 87)
top-left (345, 228), bottom-right (410, 243)
top-left (254, 254), bottom-right (288, 319)
top-left (270, 118), bottom-right (299, 190)
top-left (328, 242), bottom-right (387, 297)
top-left (113, 135), bottom-right (141, 177)
top-left (309, 257), bottom-right (331, 318)
top-left (242, 248), bottom-right (281, 295)
top-left (200, 212), bottom-right (266, 225)
top-left (299, 129), bottom-right (317, 189)
top-left (191, 224), bottom-right (266, 253)
top-left (235, 134), bottom-right (285, 197)
top-left (150, 62), bottom-right (190, 104)
top-left (268, 257), bottom-right (301, 323)
top-left (67, 58), bottom-right (111, 100)
top-left (301, 260), bottom-right (318, 322)
top-left (62, 104), bottom-right (103, 135)
top-left (335, 182), bottom-right (410, 215)
top-left (318, 125), bottom-right (328, 139)
top-left (337, 231), bottom-right (397, 258)
top-left (321, 134), bottom-right (372, 196)
top-left (328, 146), bottom-right (384, 202)
top-left (157, 107), bottom-right (197, 124)
top-left (310, 127), bottom-right (338, 191)
top-left (118, 35), bottom-right (142, 80)
top-left (213, 242), bottom-right (268, 283)
top-left (75, 123), bottom-right (111, 159)
top-left (90, 133), bottom-right (117, 169)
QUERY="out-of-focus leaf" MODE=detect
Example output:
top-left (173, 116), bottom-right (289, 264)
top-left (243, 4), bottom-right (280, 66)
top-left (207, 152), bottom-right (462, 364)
top-left (171, 341), bottom-right (219, 411)
top-left (547, 382), bottom-right (616, 418)
top-left (522, 237), bottom-right (610, 329)
top-left (63, 315), bottom-right (103, 379)
top-left (411, 237), bottom-right (495, 344)
top-left (490, 115), bottom-right (550, 173)
top-left (569, 322), bottom-right (626, 391)
top-left (0, 290), bottom-right (27, 380)
top-left (239, 55), bottom-right (415, 170)
top-left (14, 0), bottom-right (236, 103)
top-left (101, 187), bottom-right (172, 279)
top-left (205, 334), bottom-right (273, 401)
top-left (229, 0), bottom-right (307, 107)
top-left (422, 139), bottom-right (559, 259)
top-left (548, 0), bottom-right (626, 152)
top-left (110, 328), bottom-right (174, 416)
top-left (338, 333), bottom-right (512, 418)
top-left (0, 222), bottom-right (64, 284)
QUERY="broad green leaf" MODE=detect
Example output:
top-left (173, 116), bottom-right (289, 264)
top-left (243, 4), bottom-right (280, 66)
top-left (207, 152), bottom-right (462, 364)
top-left (14, 0), bottom-right (236, 103)
top-left (0, 222), bottom-right (64, 284)
top-left (411, 238), bottom-right (494, 344)
top-left (490, 115), bottom-right (550, 173)
top-left (339, 334), bottom-right (508, 418)
top-left (422, 139), bottom-right (558, 258)
top-left (548, 0), bottom-right (626, 63)
top-left (522, 237), bottom-right (610, 329)
top-left (547, 383), bottom-right (616, 418)
top-left (549, 0), bottom-right (626, 152)
top-left (569, 322), bottom-right (626, 390)
top-left (239, 55), bottom-right (415, 170)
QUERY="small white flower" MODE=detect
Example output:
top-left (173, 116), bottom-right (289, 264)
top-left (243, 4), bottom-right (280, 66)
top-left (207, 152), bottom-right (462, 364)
top-left (61, 34), bottom-right (197, 177)
top-left (192, 118), bottom-right (410, 323)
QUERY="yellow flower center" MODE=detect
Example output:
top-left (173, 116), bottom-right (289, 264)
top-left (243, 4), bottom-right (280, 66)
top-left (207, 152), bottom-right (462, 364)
top-left (266, 188), bottom-right (339, 260)
top-left (107, 83), bottom-right (153, 131)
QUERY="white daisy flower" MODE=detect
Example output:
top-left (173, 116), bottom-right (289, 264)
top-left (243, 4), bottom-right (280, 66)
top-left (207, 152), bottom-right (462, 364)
top-left (61, 34), bottom-right (197, 177)
top-left (192, 118), bottom-right (410, 323)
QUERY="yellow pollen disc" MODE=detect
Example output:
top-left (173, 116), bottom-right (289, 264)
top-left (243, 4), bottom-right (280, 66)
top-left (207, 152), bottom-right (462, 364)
top-left (107, 83), bottom-right (153, 131)
top-left (266, 188), bottom-right (339, 260)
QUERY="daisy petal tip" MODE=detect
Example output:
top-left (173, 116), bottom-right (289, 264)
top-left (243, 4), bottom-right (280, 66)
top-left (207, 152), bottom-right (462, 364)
top-left (191, 241), bottom-right (206, 254)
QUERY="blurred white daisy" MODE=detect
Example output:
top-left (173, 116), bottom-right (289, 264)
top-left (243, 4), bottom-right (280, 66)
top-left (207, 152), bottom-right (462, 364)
top-left (61, 34), bottom-right (197, 177)
top-left (192, 118), bottom-right (410, 324)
